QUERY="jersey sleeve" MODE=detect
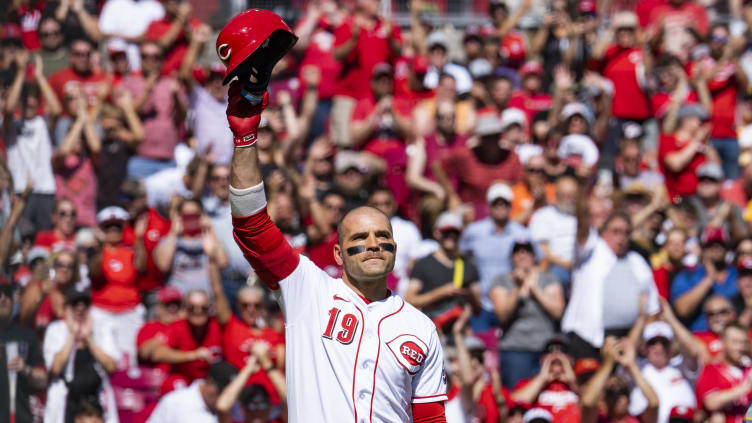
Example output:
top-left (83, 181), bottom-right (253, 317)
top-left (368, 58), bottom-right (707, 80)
top-left (412, 326), bottom-right (448, 404)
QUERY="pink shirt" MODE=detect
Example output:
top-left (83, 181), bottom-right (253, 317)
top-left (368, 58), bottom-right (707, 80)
top-left (54, 153), bottom-right (97, 227)
top-left (122, 75), bottom-right (186, 160)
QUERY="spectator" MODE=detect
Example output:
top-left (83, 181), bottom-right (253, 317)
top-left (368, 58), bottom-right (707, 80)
top-left (149, 290), bottom-right (221, 387)
top-left (563, 189), bottom-right (660, 357)
top-left (146, 361), bottom-right (237, 423)
top-left (20, 249), bottom-right (80, 333)
top-left (302, 189), bottom-right (344, 277)
top-left (330, 0), bottom-right (401, 146)
top-left (48, 38), bottom-right (106, 111)
top-left (658, 104), bottom-right (717, 201)
top-left (651, 228), bottom-right (688, 300)
top-left (511, 337), bottom-right (581, 423)
top-left (121, 41), bottom-right (187, 178)
top-left (615, 137), bottom-right (665, 193)
top-left (460, 183), bottom-right (532, 321)
top-left (51, 0), bottom-right (105, 44)
top-left (34, 198), bottom-right (77, 251)
top-left (509, 61), bottom-right (552, 125)
top-left (693, 295), bottom-right (736, 360)
top-left (4, 51), bottom-right (62, 233)
top-left (689, 162), bottom-right (747, 242)
top-left (0, 280), bottom-right (48, 423)
top-left (143, 154), bottom-right (207, 211)
top-left (135, 286), bottom-right (183, 374)
top-left (436, 114), bottom-right (523, 220)
top-left (43, 285), bottom-right (118, 423)
top-left (153, 198), bottom-right (228, 295)
top-left (88, 206), bottom-right (146, 370)
top-left (721, 152), bottom-right (752, 209)
top-left (672, 227), bottom-right (738, 331)
top-left (97, 0), bottom-right (165, 71)
top-left (70, 398), bottom-right (105, 423)
top-left (695, 322), bottom-right (752, 422)
top-left (529, 175), bottom-right (578, 287)
top-left (646, 0), bottom-right (708, 62)
top-left (651, 56), bottom-right (711, 134)
top-left (423, 31), bottom-right (473, 96)
top-left (735, 258), bottom-right (752, 328)
top-left (580, 337), bottom-right (659, 423)
top-left (490, 239), bottom-right (565, 388)
top-left (37, 16), bottom-right (69, 78)
top-left (143, 0), bottom-right (203, 76)
top-left (510, 155), bottom-right (556, 224)
top-left (406, 212), bottom-right (480, 330)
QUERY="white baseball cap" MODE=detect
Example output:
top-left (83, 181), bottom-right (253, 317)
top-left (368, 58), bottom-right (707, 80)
top-left (487, 182), bottom-right (513, 204)
top-left (557, 134), bottom-right (599, 167)
top-left (643, 321), bottom-right (674, 342)
top-left (435, 212), bottom-right (464, 232)
top-left (501, 108), bottom-right (527, 131)
top-left (524, 408), bottom-right (553, 423)
top-left (96, 206), bottom-right (130, 226)
top-left (561, 102), bottom-right (594, 126)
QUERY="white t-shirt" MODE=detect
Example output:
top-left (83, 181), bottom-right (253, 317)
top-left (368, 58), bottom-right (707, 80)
top-left (629, 361), bottom-right (696, 423)
top-left (144, 167), bottom-right (191, 210)
top-left (5, 116), bottom-right (56, 194)
top-left (391, 216), bottom-right (423, 280)
top-left (147, 380), bottom-right (217, 423)
top-left (43, 319), bottom-right (120, 423)
top-left (98, 0), bottom-right (164, 70)
top-left (191, 86), bottom-right (233, 165)
top-left (529, 205), bottom-right (577, 263)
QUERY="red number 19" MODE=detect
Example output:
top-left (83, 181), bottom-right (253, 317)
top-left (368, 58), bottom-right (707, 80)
top-left (323, 307), bottom-right (359, 345)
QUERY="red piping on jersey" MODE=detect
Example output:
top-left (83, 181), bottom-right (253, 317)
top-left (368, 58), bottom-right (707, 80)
top-left (350, 303), bottom-right (366, 423)
top-left (369, 298), bottom-right (405, 422)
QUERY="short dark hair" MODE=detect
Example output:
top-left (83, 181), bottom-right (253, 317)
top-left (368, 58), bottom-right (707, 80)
top-left (21, 81), bottom-right (40, 103)
top-left (71, 397), bottom-right (104, 420)
top-left (336, 206), bottom-right (393, 248)
top-left (69, 37), bottom-right (96, 50)
top-left (723, 321), bottom-right (747, 337)
top-left (601, 211), bottom-right (632, 234)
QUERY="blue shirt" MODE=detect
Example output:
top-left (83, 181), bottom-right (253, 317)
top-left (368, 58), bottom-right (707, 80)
top-left (459, 218), bottom-right (533, 310)
top-left (670, 265), bottom-right (738, 331)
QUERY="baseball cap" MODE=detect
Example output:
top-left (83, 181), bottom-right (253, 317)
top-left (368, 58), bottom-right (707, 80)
top-left (412, 55), bottom-right (430, 74)
top-left (501, 108), bottom-right (527, 131)
top-left (97, 206), bottom-right (130, 226)
top-left (738, 257), bottom-right (752, 275)
top-left (207, 361), bottom-right (238, 392)
top-left (334, 151), bottom-right (363, 173)
top-left (574, 358), bottom-right (600, 377)
top-left (578, 0), bottom-right (598, 15)
top-left (501, 32), bottom-right (527, 62)
top-left (643, 321), bottom-right (674, 342)
top-left (622, 121), bottom-right (643, 140)
top-left (65, 285), bottom-right (91, 305)
top-left (463, 335), bottom-right (486, 352)
top-left (107, 38), bottom-right (128, 56)
top-left (209, 62), bottom-right (226, 75)
top-left (558, 134), bottom-right (599, 167)
top-left (561, 102), bottom-right (594, 126)
top-left (240, 384), bottom-right (272, 411)
top-left (463, 26), bottom-right (483, 44)
top-left (27, 246), bottom-right (49, 264)
top-left (696, 162), bottom-right (724, 181)
top-left (475, 114), bottom-right (504, 137)
top-left (427, 31), bottom-right (449, 51)
top-left (520, 61), bottom-right (544, 77)
top-left (469, 58), bottom-right (493, 80)
top-left (612, 11), bottom-right (638, 28)
top-left (371, 62), bottom-right (393, 79)
top-left (677, 104), bottom-right (710, 121)
top-left (669, 406), bottom-right (694, 423)
top-left (543, 335), bottom-right (569, 354)
top-left (435, 212), bottom-right (464, 232)
top-left (512, 238), bottom-right (535, 255)
top-left (158, 287), bottom-right (183, 304)
top-left (524, 408), bottom-right (554, 423)
top-left (487, 182), bottom-right (514, 204)
top-left (701, 226), bottom-right (729, 246)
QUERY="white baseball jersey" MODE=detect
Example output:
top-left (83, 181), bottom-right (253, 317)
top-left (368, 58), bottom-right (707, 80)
top-left (275, 255), bottom-right (448, 423)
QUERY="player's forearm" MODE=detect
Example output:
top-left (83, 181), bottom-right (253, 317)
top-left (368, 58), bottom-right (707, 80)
top-left (231, 146), bottom-right (262, 190)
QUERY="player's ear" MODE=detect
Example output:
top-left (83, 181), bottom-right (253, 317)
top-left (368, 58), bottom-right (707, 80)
top-left (333, 243), bottom-right (344, 266)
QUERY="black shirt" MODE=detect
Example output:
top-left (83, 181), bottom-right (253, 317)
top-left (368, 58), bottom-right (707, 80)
top-left (0, 321), bottom-right (44, 423)
top-left (409, 254), bottom-right (479, 319)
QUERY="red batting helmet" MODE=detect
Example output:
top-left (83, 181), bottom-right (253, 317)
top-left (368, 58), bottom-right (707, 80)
top-left (216, 9), bottom-right (298, 90)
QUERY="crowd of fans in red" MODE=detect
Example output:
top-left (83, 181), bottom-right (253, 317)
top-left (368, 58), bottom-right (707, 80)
top-left (6, 0), bottom-right (752, 422)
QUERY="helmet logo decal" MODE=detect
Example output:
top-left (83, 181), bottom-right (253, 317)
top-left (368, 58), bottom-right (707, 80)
top-left (217, 43), bottom-right (232, 61)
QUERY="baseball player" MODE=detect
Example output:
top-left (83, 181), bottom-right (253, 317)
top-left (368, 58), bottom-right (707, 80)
top-left (219, 10), bottom-right (449, 422)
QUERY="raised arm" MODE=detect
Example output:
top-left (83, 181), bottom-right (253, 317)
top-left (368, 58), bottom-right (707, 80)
top-left (33, 55), bottom-right (62, 117)
top-left (581, 337), bottom-right (618, 423)
top-left (208, 241), bottom-right (232, 326)
top-left (451, 306), bottom-right (478, 414)
top-left (156, 3), bottom-right (191, 51)
top-left (216, 356), bottom-right (260, 422)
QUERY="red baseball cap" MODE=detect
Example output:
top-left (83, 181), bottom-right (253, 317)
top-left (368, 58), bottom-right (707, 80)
top-left (669, 405), bottom-right (694, 421)
top-left (501, 33), bottom-right (527, 62)
top-left (520, 61), bottom-right (544, 77)
top-left (412, 55), bottom-right (429, 75)
top-left (701, 226), bottom-right (728, 246)
top-left (578, 0), bottom-right (598, 15)
top-left (574, 358), bottom-right (600, 376)
top-left (158, 287), bottom-right (182, 304)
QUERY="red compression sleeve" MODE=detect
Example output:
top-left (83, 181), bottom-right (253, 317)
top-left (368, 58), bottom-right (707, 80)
top-left (232, 207), bottom-right (300, 290)
top-left (412, 402), bottom-right (447, 423)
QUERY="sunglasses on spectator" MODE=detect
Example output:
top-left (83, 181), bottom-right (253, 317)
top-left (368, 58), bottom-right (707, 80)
top-left (323, 203), bottom-right (345, 212)
top-left (71, 50), bottom-right (91, 57)
top-left (525, 167), bottom-right (544, 174)
top-left (187, 304), bottom-right (209, 314)
top-left (102, 222), bottom-right (124, 231)
top-left (40, 30), bottom-right (62, 38)
top-left (211, 174), bottom-right (230, 182)
top-left (706, 308), bottom-right (732, 318)
top-left (141, 53), bottom-right (162, 60)
top-left (58, 210), bottom-right (77, 218)
top-left (491, 199), bottom-right (510, 207)
top-left (239, 301), bottom-right (263, 310)
top-left (436, 113), bottom-right (454, 121)
top-left (439, 229), bottom-right (461, 240)
top-left (70, 298), bottom-right (92, 308)
top-left (469, 350), bottom-right (485, 363)
top-left (55, 261), bottom-right (76, 270)
top-left (164, 300), bottom-right (182, 310)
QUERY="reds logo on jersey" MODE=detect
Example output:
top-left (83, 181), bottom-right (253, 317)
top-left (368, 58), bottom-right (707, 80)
top-left (386, 334), bottom-right (428, 375)
top-left (107, 259), bottom-right (124, 272)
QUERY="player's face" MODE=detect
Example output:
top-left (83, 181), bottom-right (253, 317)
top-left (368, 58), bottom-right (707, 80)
top-left (334, 210), bottom-right (396, 281)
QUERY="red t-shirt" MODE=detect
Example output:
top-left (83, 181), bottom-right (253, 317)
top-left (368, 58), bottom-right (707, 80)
top-left (599, 45), bottom-right (651, 120)
top-left (144, 17), bottom-right (203, 76)
top-left (446, 383), bottom-right (509, 423)
top-left (696, 361), bottom-right (752, 422)
top-left (393, 56), bottom-right (435, 105)
top-left (636, 0), bottom-right (667, 27)
top-left (91, 245), bottom-right (141, 312)
top-left (15, 3), bottom-right (43, 51)
top-left (658, 133), bottom-right (707, 200)
top-left (165, 318), bottom-right (222, 382)
top-left (136, 321), bottom-right (171, 373)
top-left (694, 331), bottom-right (723, 357)
top-left (721, 178), bottom-right (748, 209)
top-left (647, 1), bottom-right (709, 36)
top-left (297, 18), bottom-right (342, 100)
top-left (691, 59), bottom-right (739, 139)
top-left (333, 17), bottom-right (401, 100)
top-left (34, 230), bottom-right (76, 252)
top-left (222, 315), bottom-right (285, 404)
top-left (651, 90), bottom-right (699, 119)
top-left (305, 229), bottom-right (341, 278)
top-left (509, 90), bottom-right (552, 126)
top-left (123, 208), bottom-right (171, 292)
top-left (514, 379), bottom-right (580, 423)
top-left (48, 68), bottom-right (107, 111)
top-left (441, 146), bottom-right (523, 219)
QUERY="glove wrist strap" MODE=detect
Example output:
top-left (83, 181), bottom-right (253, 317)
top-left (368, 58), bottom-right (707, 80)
top-left (234, 132), bottom-right (258, 148)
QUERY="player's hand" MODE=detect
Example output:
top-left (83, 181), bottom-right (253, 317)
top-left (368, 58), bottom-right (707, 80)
top-left (226, 82), bottom-right (269, 147)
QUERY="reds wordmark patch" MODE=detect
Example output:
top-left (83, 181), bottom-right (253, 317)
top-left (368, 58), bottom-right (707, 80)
top-left (386, 334), bottom-right (428, 375)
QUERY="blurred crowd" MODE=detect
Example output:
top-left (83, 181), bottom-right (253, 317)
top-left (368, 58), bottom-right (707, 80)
top-left (6, 0), bottom-right (752, 422)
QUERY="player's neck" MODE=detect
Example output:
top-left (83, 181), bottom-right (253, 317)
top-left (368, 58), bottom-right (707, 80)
top-left (342, 273), bottom-right (389, 303)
